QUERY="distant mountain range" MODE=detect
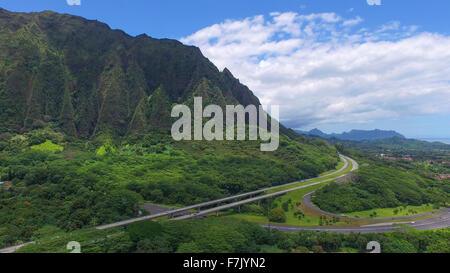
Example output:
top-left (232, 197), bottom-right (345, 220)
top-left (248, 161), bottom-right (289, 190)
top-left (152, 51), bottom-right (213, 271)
top-left (296, 128), bottom-right (405, 141)
top-left (326, 136), bottom-right (450, 155)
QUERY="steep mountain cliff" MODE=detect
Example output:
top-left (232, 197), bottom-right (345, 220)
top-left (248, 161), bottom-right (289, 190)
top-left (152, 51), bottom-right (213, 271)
top-left (0, 8), bottom-right (262, 137)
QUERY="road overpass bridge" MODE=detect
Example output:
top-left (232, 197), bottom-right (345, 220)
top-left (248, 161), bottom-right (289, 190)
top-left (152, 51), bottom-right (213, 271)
top-left (96, 155), bottom-right (351, 229)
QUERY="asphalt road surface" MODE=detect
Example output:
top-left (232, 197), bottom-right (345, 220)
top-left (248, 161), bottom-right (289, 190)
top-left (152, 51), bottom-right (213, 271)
top-left (0, 242), bottom-right (33, 254)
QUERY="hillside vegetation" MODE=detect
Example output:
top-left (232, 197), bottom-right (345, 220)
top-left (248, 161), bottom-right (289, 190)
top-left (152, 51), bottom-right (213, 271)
top-left (329, 137), bottom-right (450, 159)
top-left (0, 126), bottom-right (338, 248)
top-left (16, 218), bottom-right (450, 253)
top-left (313, 158), bottom-right (450, 213)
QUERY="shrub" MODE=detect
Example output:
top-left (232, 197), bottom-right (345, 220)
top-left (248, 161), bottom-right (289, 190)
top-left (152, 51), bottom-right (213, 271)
top-left (269, 208), bottom-right (286, 223)
top-left (30, 140), bottom-right (63, 153)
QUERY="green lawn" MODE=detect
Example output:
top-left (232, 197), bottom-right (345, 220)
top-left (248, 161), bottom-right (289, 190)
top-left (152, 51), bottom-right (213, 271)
top-left (345, 204), bottom-right (441, 219)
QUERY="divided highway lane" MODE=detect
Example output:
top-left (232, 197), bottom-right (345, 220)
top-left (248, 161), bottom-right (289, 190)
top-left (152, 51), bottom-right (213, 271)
top-left (172, 155), bottom-right (354, 220)
top-left (172, 175), bottom-right (349, 220)
top-left (96, 155), bottom-right (350, 229)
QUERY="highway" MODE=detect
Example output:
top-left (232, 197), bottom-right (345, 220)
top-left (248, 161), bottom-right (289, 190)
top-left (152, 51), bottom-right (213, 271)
top-left (302, 191), bottom-right (450, 222)
top-left (96, 154), bottom-right (350, 229)
top-left (171, 173), bottom-right (350, 220)
top-left (170, 154), bottom-right (450, 234)
top-left (97, 154), bottom-right (450, 233)
top-left (171, 155), bottom-right (354, 220)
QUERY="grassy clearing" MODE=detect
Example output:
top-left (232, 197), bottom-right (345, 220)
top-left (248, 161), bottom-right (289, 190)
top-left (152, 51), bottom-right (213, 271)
top-left (346, 204), bottom-right (442, 219)
top-left (30, 140), bottom-right (63, 153)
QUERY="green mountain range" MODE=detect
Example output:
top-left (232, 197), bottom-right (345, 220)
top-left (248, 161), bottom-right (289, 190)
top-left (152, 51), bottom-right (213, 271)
top-left (296, 128), bottom-right (405, 141)
top-left (0, 8), bottom-right (266, 137)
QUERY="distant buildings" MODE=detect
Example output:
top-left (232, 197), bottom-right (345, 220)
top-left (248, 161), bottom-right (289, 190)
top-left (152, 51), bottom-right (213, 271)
top-left (426, 160), bottom-right (450, 165)
top-left (380, 154), bottom-right (398, 160)
top-left (436, 174), bottom-right (450, 180)
top-left (379, 154), bottom-right (413, 161)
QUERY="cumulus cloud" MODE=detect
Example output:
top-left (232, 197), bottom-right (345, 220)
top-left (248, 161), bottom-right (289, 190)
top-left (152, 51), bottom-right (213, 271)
top-left (66, 0), bottom-right (81, 6)
top-left (181, 12), bottom-right (450, 129)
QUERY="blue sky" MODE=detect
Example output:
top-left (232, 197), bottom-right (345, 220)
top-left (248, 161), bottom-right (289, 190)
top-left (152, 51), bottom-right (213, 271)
top-left (2, 1), bottom-right (449, 38)
top-left (1, 0), bottom-right (449, 138)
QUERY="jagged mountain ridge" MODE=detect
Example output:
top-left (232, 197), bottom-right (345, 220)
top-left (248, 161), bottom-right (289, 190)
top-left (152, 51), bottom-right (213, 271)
top-left (296, 128), bottom-right (405, 141)
top-left (0, 8), bottom-right (262, 138)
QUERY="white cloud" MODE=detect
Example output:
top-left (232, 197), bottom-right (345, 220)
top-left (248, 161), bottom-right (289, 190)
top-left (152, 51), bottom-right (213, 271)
top-left (181, 12), bottom-right (450, 129)
top-left (367, 0), bottom-right (382, 6)
top-left (377, 21), bottom-right (400, 32)
top-left (342, 16), bottom-right (363, 27)
top-left (66, 0), bottom-right (81, 6)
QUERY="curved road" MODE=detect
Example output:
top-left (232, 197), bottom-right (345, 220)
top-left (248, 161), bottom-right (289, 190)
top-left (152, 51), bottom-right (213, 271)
top-left (302, 191), bottom-right (449, 222)
top-left (265, 155), bottom-right (450, 233)
top-left (263, 210), bottom-right (450, 233)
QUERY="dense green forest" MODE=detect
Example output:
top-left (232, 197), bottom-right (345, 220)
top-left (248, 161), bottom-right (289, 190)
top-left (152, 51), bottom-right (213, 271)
top-left (0, 126), bottom-right (338, 248)
top-left (16, 218), bottom-right (450, 253)
top-left (312, 154), bottom-right (450, 213)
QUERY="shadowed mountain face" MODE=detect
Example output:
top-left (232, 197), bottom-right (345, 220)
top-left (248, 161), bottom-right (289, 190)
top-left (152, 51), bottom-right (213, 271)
top-left (0, 8), bottom-right (261, 137)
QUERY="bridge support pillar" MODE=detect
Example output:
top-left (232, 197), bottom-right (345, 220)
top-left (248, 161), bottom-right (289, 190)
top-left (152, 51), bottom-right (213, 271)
top-left (258, 200), bottom-right (261, 206)
top-left (216, 211), bottom-right (219, 217)
top-left (238, 206), bottom-right (241, 213)
top-left (197, 208), bottom-right (201, 213)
